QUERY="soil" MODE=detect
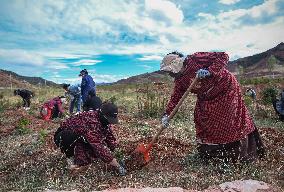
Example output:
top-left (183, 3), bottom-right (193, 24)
top-left (123, 137), bottom-right (193, 172)
top-left (0, 107), bottom-right (284, 191)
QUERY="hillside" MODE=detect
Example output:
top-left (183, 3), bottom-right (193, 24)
top-left (228, 42), bottom-right (284, 77)
top-left (0, 69), bottom-right (58, 88)
top-left (0, 70), bottom-right (32, 89)
top-left (115, 70), bottom-right (172, 84)
top-left (116, 43), bottom-right (284, 84)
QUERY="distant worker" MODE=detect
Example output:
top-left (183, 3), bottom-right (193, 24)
top-left (272, 89), bottom-right (284, 121)
top-left (14, 89), bottom-right (34, 110)
top-left (160, 51), bottom-right (265, 163)
top-left (54, 102), bottom-right (126, 176)
top-left (40, 96), bottom-right (67, 121)
top-left (83, 89), bottom-right (102, 111)
top-left (246, 88), bottom-right (257, 100)
top-left (63, 83), bottom-right (82, 114)
top-left (79, 69), bottom-right (96, 105)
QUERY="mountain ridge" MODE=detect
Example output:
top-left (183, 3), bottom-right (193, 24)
top-left (115, 42), bottom-right (284, 84)
top-left (0, 69), bottom-right (58, 88)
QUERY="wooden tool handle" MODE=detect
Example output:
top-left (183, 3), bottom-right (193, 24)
top-left (146, 76), bottom-right (199, 151)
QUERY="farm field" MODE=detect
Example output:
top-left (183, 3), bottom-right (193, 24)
top-left (0, 81), bottom-right (283, 192)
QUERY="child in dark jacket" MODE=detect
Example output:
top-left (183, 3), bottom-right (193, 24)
top-left (14, 89), bottom-right (34, 110)
top-left (83, 89), bottom-right (102, 111)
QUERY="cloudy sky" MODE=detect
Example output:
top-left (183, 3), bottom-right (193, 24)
top-left (0, 0), bottom-right (283, 83)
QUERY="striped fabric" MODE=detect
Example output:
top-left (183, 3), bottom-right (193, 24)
top-left (165, 52), bottom-right (255, 144)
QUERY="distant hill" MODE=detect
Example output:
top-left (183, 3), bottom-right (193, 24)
top-left (115, 70), bottom-right (172, 84)
top-left (115, 42), bottom-right (284, 84)
top-left (228, 42), bottom-right (284, 78)
top-left (0, 69), bottom-right (58, 88)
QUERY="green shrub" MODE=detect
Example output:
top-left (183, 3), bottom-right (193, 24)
top-left (0, 98), bottom-right (10, 113)
top-left (136, 83), bottom-right (167, 118)
top-left (16, 118), bottom-right (31, 135)
top-left (38, 129), bottom-right (48, 144)
top-left (261, 87), bottom-right (278, 105)
top-left (243, 95), bottom-right (253, 106)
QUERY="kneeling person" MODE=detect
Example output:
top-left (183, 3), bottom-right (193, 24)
top-left (40, 96), bottom-right (66, 121)
top-left (54, 102), bottom-right (126, 176)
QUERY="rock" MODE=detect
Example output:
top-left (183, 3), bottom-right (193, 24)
top-left (43, 180), bottom-right (282, 192)
top-left (218, 179), bottom-right (281, 192)
top-left (98, 188), bottom-right (187, 192)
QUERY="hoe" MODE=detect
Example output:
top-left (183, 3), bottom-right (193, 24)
top-left (134, 76), bottom-right (199, 165)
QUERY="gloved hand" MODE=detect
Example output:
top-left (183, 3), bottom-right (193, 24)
top-left (117, 164), bottom-right (127, 176)
top-left (196, 69), bottom-right (211, 79)
top-left (161, 114), bottom-right (169, 128)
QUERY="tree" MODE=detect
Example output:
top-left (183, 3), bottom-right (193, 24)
top-left (267, 55), bottom-right (279, 78)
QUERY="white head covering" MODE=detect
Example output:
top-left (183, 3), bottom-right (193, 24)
top-left (160, 54), bottom-right (185, 73)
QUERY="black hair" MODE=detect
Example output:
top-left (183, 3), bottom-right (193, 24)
top-left (82, 69), bottom-right (88, 75)
top-left (167, 51), bottom-right (184, 58)
top-left (14, 89), bottom-right (19, 96)
top-left (62, 84), bottom-right (70, 89)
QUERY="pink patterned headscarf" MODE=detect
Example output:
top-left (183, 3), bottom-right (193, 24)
top-left (160, 54), bottom-right (185, 73)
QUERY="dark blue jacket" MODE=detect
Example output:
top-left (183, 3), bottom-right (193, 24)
top-left (81, 75), bottom-right (96, 102)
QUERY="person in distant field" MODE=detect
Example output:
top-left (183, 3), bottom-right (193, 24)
top-left (79, 69), bottom-right (96, 105)
top-left (83, 89), bottom-right (102, 111)
top-left (246, 88), bottom-right (257, 100)
top-left (14, 89), bottom-right (34, 110)
top-left (53, 102), bottom-right (126, 176)
top-left (160, 51), bottom-right (265, 163)
top-left (272, 89), bottom-right (284, 121)
top-left (63, 83), bottom-right (82, 114)
top-left (40, 96), bottom-right (67, 121)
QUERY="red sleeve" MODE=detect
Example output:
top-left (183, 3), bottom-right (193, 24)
top-left (165, 74), bottom-right (193, 115)
top-left (208, 52), bottom-right (229, 76)
top-left (104, 126), bottom-right (118, 151)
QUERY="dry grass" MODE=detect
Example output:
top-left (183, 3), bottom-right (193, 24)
top-left (0, 85), bottom-right (283, 192)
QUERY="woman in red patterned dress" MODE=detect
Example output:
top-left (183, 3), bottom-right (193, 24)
top-left (160, 51), bottom-right (265, 163)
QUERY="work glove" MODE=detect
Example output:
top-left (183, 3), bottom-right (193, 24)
top-left (161, 114), bottom-right (169, 129)
top-left (117, 164), bottom-right (127, 176)
top-left (196, 69), bottom-right (211, 79)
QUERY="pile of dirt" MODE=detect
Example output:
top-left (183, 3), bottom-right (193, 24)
top-left (122, 137), bottom-right (193, 172)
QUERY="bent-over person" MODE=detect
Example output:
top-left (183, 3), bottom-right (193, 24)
top-left (160, 51), bottom-right (265, 163)
top-left (54, 102), bottom-right (126, 176)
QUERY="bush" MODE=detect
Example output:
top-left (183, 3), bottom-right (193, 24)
top-left (38, 129), bottom-right (48, 144)
top-left (261, 87), bottom-right (278, 105)
top-left (244, 95), bottom-right (253, 107)
top-left (136, 83), bottom-right (168, 118)
top-left (16, 118), bottom-right (31, 135)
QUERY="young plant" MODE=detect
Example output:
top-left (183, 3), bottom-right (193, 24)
top-left (16, 117), bottom-right (31, 135)
top-left (38, 129), bottom-right (48, 145)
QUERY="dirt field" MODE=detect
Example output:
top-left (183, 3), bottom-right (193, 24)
top-left (0, 85), bottom-right (284, 191)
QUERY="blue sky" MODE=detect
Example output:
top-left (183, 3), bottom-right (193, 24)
top-left (0, 0), bottom-right (283, 83)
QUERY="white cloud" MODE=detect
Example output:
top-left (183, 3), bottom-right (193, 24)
top-left (0, 0), bottom-right (283, 70)
top-left (60, 77), bottom-right (81, 84)
top-left (138, 55), bottom-right (163, 61)
top-left (0, 49), bottom-right (45, 66)
top-left (72, 59), bottom-right (102, 66)
top-left (219, 0), bottom-right (241, 5)
top-left (145, 0), bottom-right (184, 24)
top-left (93, 74), bottom-right (129, 83)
